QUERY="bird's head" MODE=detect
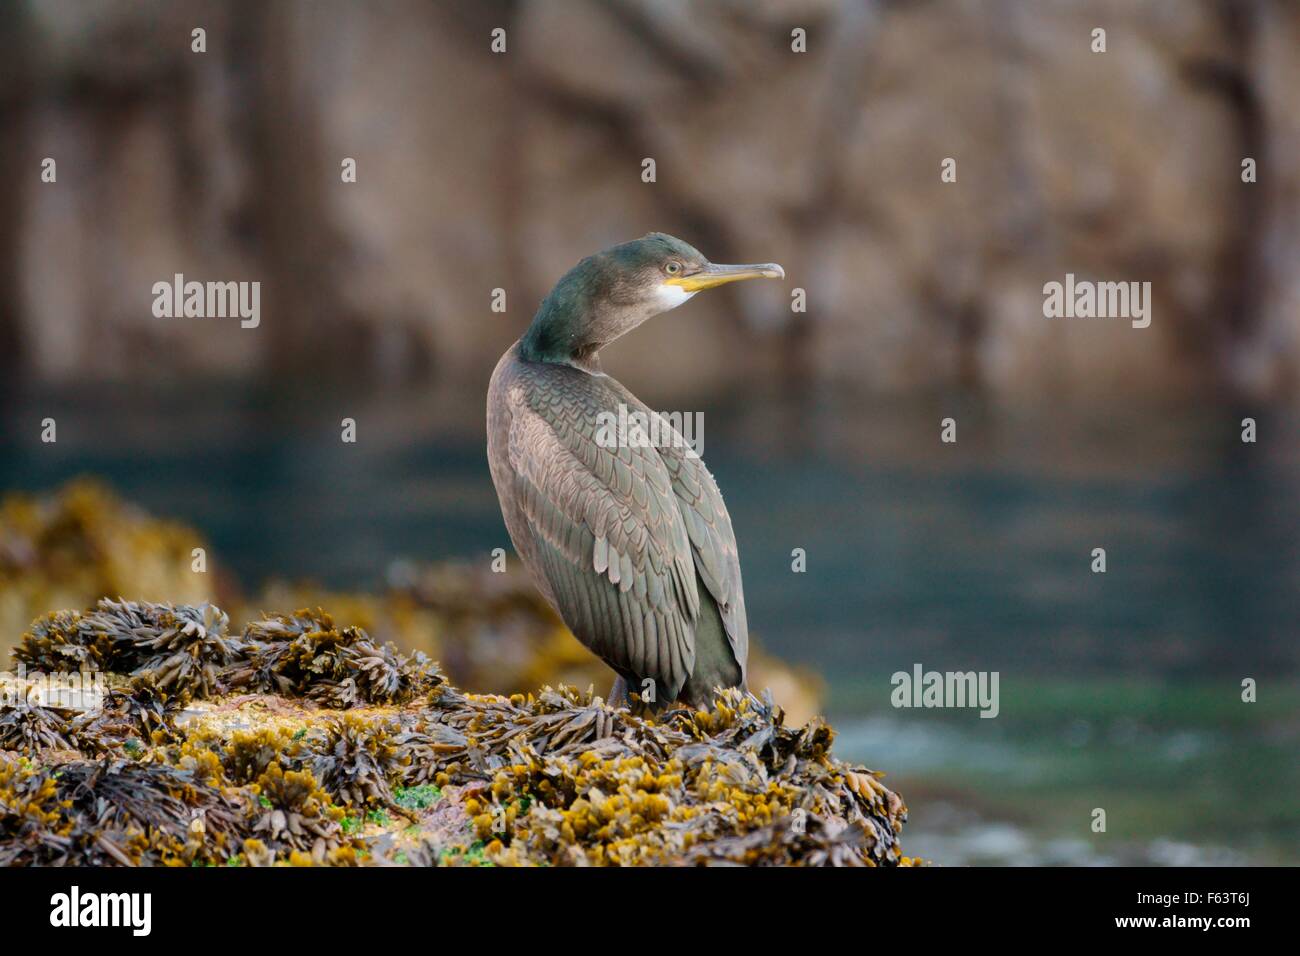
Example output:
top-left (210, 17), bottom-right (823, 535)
top-left (520, 233), bottom-right (784, 368)
top-left (605, 232), bottom-right (786, 315)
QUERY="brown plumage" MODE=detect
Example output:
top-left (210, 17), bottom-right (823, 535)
top-left (486, 234), bottom-right (783, 708)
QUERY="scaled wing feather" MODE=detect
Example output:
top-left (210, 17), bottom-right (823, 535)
top-left (506, 369), bottom-right (700, 698)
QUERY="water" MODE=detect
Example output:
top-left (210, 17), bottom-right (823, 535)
top-left (2, 378), bottom-right (1297, 864)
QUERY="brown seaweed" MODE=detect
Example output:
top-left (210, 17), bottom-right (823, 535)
top-left (0, 704), bottom-right (96, 754)
top-left (14, 599), bottom-right (236, 699)
top-left (226, 608), bottom-right (441, 707)
top-left (248, 763), bottom-right (353, 861)
top-left (0, 757), bottom-right (244, 866)
top-left (2, 600), bottom-right (914, 866)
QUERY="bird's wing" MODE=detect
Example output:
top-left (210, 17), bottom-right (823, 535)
top-left (505, 365), bottom-right (700, 700)
top-left (652, 435), bottom-right (749, 681)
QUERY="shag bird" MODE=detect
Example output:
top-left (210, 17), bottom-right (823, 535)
top-left (487, 233), bottom-right (784, 709)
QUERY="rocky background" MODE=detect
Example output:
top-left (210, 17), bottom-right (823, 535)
top-left (2, 0), bottom-right (1298, 402)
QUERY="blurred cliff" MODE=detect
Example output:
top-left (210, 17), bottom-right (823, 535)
top-left (2, 0), bottom-right (1298, 401)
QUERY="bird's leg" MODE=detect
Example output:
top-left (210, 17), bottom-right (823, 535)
top-left (608, 675), bottom-right (630, 709)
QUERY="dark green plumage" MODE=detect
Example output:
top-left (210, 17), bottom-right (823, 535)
top-left (520, 234), bottom-right (707, 366)
top-left (488, 234), bottom-right (783, 708)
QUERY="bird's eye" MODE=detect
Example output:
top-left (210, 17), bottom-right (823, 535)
top-left (664, 261), bottom-right (681, 275)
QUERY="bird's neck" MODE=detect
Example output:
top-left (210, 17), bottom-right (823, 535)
top-left (519, 294), bottom-right (605, 374)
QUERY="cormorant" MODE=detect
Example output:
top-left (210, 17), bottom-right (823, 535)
top-left (487, 233), bottom-right (784, 709)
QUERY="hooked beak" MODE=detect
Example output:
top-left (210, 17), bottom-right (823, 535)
top-left (666, 261), bottom-right (785, 292)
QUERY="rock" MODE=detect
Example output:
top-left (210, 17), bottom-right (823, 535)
top-left (3, 0), bottom-right (1297, 399)
top-left (0, 598), bottom-right (913, 866)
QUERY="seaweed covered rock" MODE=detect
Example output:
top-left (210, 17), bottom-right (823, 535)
top-left (13, 600), bottom-right (441, 711)
top-left (16, 599), bottom-right (236, 698)
top-left (1, 600), bottom-right (915, 867)
top-left (226, 609), bottom-right (441, 707)
top-left (0, 481), bottom-right (825, 725)
top-left (451, 688), bottom-right (906, 866)
top-left (0, 758), bottom-right (247, 866)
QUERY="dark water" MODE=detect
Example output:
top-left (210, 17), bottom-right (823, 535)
top-left (2, 379), bottom-right (1297, 864)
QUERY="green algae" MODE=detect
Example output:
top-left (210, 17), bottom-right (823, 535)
top-left (394, 784), bottom-right (442, 810)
